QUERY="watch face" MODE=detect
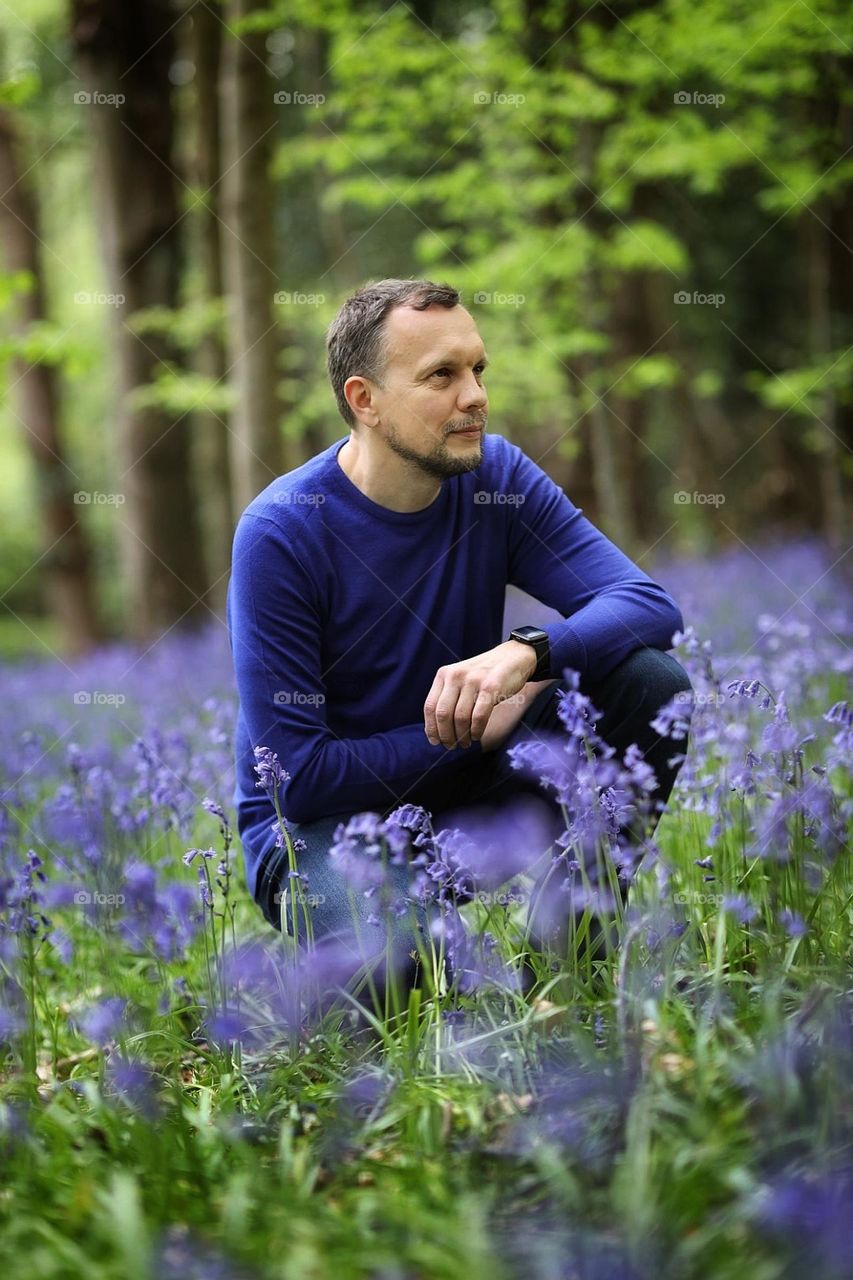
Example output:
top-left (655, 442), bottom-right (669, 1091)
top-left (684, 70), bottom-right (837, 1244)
top-left (513, 627), bottom-right (548, 642)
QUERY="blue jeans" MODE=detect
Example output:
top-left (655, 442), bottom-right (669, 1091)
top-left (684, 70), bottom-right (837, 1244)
top-left (254, 646), bottom-right (692, 990)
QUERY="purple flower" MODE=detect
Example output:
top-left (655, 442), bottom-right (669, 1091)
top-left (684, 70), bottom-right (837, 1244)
top-left (0, 1002), bottom-right (24, 1044)
top-left (650, 696), bottom-right (692, 740)
top-left (3, 850), bottom-right (52, 939)
top-left (253, 745), bottom-right (289, 794)
top-left (722, 893), bottom-right (759, 924)
top-left (761, 692), bottom-right (800, 755)
top-left (777, 908), bottom-right (807, 938)
top-left (206, 1007), bottom-right (252, 1046)
top-left (105, 1053), bottom-right (159, 1117)
top-left (211, 933), bottom-right (391, 1042)
top-left (197, 865), bottom-right (214, 909)
top-left (429, 910), bottom-right (517, 995)
top-left (755, 1166), bottom-right (853, 1273)
top-left (824, 699), bottom-right (853, 767)
top-left (76, 997), bottom-right (128, 1046)
top-left (182, 847), bottom-right (215, 867)
top-left (152, 1224), bottom-right (254, 1279)
top-left (497, 1049), bottom-right (634, 1170)
top-left (201, 797), bottom-right (227, 823)
top-left (385, 803), bottom-right (435, 849)
top-left (271, 818), bottom-right (293, 851)
top-left (328, 812), bottom-right (412, 920)
top-left (824, 700), bottom-right (851, 728)
top-left (727, 678), bottom-right (763, 701)
top-left (424, 796), bottom-right (555, 895)
top-left (554, 673), bottom-right (604, 745)
top-left (408, 826), bottom-right (477, 907)
top-left (507, 730), bottom-right (581, 805)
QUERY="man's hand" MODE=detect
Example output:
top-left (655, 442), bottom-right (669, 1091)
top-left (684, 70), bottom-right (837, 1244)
top-left (423, 640), bottom-right (545, 750)
top-left (478, 676), bottom-right (559, 751)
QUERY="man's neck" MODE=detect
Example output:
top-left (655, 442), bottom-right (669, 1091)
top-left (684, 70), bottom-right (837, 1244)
top-left (337, 436), bottom-right (442, 513)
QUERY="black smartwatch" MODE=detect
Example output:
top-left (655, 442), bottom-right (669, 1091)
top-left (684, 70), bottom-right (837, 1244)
top-left (508, 625), bottom-right (550, 680)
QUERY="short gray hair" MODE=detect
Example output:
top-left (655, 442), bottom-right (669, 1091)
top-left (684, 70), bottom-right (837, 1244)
top-left (325, 277), bottom-right (460, 428)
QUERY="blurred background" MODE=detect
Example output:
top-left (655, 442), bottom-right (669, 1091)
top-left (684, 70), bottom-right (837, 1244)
top-left (0, 0), bottom-right (850, 660)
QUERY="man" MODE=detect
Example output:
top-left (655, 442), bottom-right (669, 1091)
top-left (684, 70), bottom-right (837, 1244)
top-left (226, 278), bottom-right (691, 984)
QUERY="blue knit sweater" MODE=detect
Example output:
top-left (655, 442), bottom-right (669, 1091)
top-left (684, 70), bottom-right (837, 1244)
top-left (225, 432), bottom-right (683, 898)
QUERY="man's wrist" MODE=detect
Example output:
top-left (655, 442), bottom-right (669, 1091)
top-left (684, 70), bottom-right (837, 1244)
top-left (507, 626), bottom-right (550, 680)
top-left (507, 638), bottom-right (539, 681)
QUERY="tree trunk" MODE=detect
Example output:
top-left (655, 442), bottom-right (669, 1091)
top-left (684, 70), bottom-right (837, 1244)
top-left (801, 210), bottom-right (846, 550)
top-left (220, 0), bottom-right (283, 511)
top-left (608, 267), bottom-right (656, 545)
top-left (522, 0), bottom-right (636, 546)
top-left (70, 0), bottom-right (209, 639)
top-left (0, 108), bottom-right (103, 655)
top-left (189, 1), bottom-right (233, 610)
top-left (573, 126), bottom-right (636, 548)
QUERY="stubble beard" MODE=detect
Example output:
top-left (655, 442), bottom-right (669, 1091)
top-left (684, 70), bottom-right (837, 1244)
top-left (381, 416), bottom-right (487, 480)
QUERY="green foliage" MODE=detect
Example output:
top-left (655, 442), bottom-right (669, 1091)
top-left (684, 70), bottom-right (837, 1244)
top-left (129, 300), bottom-right (228, 353)
top-left (277, 0), bottom-right (851, 550)
top-left (0, 0), bottom-right (851, 620)
top-left (0, 599), bottom-right (851, 1279)
top-left (746, 349), bottom-right (853, 416)
top-left (0, 269), bottom-right (33, 308)
top-left (126, 365), bottom-right (235, 419)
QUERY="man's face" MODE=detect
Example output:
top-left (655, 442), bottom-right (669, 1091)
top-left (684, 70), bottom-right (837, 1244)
top-left (364, 303), bottom-right (489, 480)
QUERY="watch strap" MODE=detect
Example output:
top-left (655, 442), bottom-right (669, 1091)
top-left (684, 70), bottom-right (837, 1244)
top-left (509, 626), bottom-right (550, 680)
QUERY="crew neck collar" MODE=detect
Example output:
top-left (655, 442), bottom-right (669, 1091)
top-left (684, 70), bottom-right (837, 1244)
top-left (327, 437), bottom-right (451, 524)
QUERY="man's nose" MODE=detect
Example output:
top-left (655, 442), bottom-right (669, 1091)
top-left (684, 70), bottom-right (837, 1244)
top-left (457, 373), bottom-right (487, 412)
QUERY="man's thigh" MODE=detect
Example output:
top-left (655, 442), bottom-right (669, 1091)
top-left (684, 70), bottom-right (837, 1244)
top-left (258, 813), bottom-right (432, 991)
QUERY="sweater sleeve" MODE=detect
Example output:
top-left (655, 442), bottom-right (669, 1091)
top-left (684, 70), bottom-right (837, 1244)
top-left (505, 446), bottom-right (683, 682)
top-left (228, 512), bottom-right (482, 825)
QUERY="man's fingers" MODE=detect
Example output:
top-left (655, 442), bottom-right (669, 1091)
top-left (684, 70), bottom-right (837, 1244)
top-left (452, 683), bottom-right (482, 749)
top-left (469, 687), bottom-right (499, 742)
top-left (425, 666), bottom-right (507, 749)
top-left (423, 675), bottom-right (444, 744)
top-left (432, 682), bottom-right (463, 748)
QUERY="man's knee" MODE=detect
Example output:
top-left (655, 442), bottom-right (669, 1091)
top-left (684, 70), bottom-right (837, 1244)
top-left (604, 646), bottom-right (693, 717)
top-left (642, 646), bottom-right (691, 705)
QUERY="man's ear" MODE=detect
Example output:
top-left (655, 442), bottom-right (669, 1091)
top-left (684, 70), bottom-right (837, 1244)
top-left (344, 374), bottom-right (379, 427)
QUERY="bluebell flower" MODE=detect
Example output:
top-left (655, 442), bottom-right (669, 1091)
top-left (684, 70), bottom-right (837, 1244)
top-left (253, 745), bottom-right (290, 794)
top-left (723, 893), bottom-right (759, 923)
